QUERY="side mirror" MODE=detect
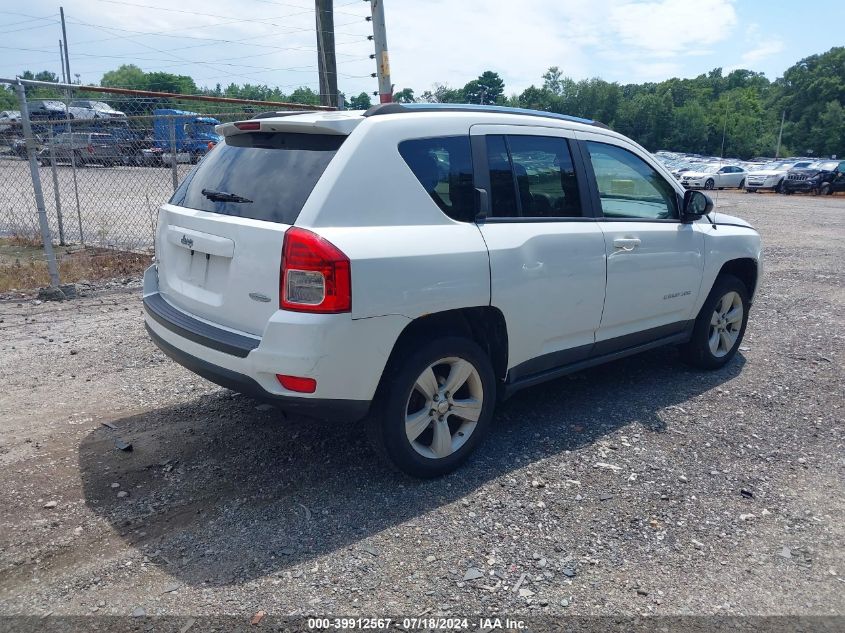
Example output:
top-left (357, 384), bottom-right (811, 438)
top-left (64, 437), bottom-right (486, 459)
top-left (682, 189), bottom-right (713, 223)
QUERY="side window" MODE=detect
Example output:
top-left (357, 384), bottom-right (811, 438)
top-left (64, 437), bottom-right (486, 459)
top-left (507, 135), bottom-right (583, 218)
top-left (398, 136), bottom-right (476, 222)
top-left (485, 134), bottom-right (583, 218)
top-left (586, 141), bottom-right (679, 220)
top-left (486, 135), bottom-right (518, 217)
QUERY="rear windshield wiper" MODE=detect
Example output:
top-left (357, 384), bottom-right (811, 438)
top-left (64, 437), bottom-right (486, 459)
top-left (201, 188), bottom-right (253, 203)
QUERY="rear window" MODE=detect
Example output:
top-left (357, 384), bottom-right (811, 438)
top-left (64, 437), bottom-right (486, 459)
top-left (170, 132), bottom-right (344, 225)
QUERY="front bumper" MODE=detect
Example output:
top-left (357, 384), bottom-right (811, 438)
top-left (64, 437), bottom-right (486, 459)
top-left (142, 265), bottom-right (408, 423)
top-left (782, 179), bottom-right (818, 193)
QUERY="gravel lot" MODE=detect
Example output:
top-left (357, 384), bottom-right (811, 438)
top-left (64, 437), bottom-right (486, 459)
top-left (0, 191), bottom-right (843, 620)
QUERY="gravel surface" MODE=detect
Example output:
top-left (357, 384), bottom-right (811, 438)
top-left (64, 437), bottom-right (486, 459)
top-left (0, 191), bottom-right (843, 618)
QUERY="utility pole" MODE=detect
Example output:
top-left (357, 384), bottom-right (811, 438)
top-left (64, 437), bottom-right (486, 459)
top-left (315, 0), bottom-right (338, 108)
top-left (58, 41), bottom-right (67, 83)
top-left (775, 110), bottom-right (786, 159)
top-left (370, 0), bottom-right (392, 103)
top-left (59, 8), bottom-right (71, 87)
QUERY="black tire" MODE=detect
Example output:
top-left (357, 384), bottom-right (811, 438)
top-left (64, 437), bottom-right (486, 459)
top-left (775, 179), bottom-right (784, 194)
top-left (820, 183), bottom-right (832, 196)
top-left (681, 274), bottom-right (750, 370)
top-left (738, 178), bottom-right (745, 189)
top-left (369, 336), bottom-right (496, 478)
top-left (704, 178), bottom-right (715, 190)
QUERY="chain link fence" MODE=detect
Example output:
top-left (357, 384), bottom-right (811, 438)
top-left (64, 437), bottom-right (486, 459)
top-left (0, 78), bottom-right (329, 291)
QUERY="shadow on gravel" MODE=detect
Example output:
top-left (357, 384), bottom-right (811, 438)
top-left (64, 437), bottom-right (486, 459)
top-left (78, 347), bottom-right (743, 587)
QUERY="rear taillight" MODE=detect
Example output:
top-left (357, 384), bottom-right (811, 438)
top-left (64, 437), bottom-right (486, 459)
top-left (87, 144), bottom-right (94, 154)
top-left (280, 227), bottom-right (351, 313)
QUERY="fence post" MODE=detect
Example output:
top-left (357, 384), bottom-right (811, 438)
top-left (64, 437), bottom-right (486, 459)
top-left (46, 127), bottom-right (66, 245)
top-left (169, 116), bottom-right (178, 193)
top-left (64, 98), bottom-right (85, 244)
top-left (15, 81), bottom-right (60, 289)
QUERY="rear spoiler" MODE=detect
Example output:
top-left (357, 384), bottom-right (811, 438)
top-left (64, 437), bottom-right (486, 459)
top-left (217, 114), bottom-right (361, 138)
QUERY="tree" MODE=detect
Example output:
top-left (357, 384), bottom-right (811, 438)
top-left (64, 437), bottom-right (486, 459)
top-left (347, 91), bottom-right (372, 110)
top-left (393, 88), bottom-right (415, 103)
top-left (101, 64), bottom-right (148, 90)
top-left (462, 71), bottom-right (505, 105)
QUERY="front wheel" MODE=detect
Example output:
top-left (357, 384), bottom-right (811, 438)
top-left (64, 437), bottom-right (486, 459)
top-left (775, 179), bottom-right (784, 194)
top-left (369, 336), bottom-right (496, 477)
top-left (820, 183), bottom-right (832, 196)
top-left (681, 274), bottom-right (749, 370)
top-left (704, 178), bottom-right (715, 190)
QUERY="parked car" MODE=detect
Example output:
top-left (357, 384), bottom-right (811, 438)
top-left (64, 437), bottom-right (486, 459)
top-left (744, 160), bottom-right (813, 193)
top-left (0, 110), bottom-right (20, 133)
top-left (37, 131), bottom-right (124, 167)
top-left (27, 100), bottom-right (93, 122)
top-left (680, 164), bottom-right (747, 190)
top-left (781, 160), bottom-right (845, 195)
top-left (142, 103), bottom-right (762, 477)
top-left (68, 100), bottom-right (126, 119)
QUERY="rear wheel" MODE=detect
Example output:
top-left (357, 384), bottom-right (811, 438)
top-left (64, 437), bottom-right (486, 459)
top-left (369, 336), bottom-right (496, 478)
top-left (681, 274), bottom-right (749, 370)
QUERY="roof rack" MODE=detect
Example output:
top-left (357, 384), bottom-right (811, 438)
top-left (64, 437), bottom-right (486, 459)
top-left (362, 102), bottom-right (610, 129)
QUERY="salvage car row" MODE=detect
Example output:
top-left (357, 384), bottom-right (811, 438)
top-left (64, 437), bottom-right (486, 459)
top-left (655, 151), bottom-right (845, 196)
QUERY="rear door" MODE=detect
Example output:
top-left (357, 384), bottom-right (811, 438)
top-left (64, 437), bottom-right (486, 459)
top-left (156, 130), bottom-right (345, 336)
top-left (576, 132), bottom-right (705, 347)
top-left (471, 125), bottom-right (606, 379)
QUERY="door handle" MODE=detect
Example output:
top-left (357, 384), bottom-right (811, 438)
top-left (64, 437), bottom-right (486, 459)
top-left (613, 237), bottom-right (641, 251)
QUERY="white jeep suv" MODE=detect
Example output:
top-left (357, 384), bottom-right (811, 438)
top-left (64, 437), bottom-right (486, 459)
top-left (143, 103), bottom-right (762, 477)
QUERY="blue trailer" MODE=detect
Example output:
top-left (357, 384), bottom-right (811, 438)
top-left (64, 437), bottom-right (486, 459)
top-left (153, 109), bottom-right (222, 161)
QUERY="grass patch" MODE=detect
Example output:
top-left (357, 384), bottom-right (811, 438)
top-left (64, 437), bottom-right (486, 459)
top-left (0, 238), bottom-right (151, 292)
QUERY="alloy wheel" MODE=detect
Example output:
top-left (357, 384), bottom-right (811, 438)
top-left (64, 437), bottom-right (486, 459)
top-left (404, 357), bottom-right (483, 460)
top-left (708, 291), bottom-right (743, 358)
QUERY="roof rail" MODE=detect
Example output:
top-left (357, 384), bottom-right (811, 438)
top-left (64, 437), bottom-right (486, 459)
top-left (362, 102), bottom-right (610, 129)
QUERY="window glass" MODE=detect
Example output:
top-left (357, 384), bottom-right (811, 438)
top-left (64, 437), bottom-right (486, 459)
top-left (485, 135), bottom-right (518, 217)
top-left (586, 141), bottom-right (679, 220)
top-left (398, 136), bottom-right (475, 222)
top-left (170, 132), bottom-right (343, 225)
top-left (507, 135), bottom-right (582, 217)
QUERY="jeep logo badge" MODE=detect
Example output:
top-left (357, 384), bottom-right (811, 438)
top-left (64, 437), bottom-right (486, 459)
top-left (180, 235), bottom-right (194, 248)
top-left (249, 292), bottom-right (271, 303)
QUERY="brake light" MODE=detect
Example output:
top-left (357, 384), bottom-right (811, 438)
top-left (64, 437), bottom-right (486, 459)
top-left (281, 227), bottom-right (351, 313)
top-left (234, 121), bottom-right (260, 131)
top-left (276, 374), bottom-right (317, 393)
top-left (87, 145), bottom-right (94, 154)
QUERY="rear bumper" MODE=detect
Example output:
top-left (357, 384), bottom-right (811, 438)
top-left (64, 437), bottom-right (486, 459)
top-left (142, 265), bottom-right (409, 423)
top-left (145, 323), bottom-right (370, 423)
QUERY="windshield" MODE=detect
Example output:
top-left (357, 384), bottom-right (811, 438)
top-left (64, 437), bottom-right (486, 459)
top-left (761, 162), bottom-right (788, 170)
top-left (170, 132), bottom-right (344, 225)
top-left (193, 122), bottom-right (218, 135)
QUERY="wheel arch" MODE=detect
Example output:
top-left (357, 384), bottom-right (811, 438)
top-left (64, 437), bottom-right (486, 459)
top-left (717, 258), bottom-right (759, 300)
top-left (377, 306), bottom-right (509, 394)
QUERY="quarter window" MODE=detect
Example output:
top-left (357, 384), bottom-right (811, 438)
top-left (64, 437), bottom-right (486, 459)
top-left (398, 136), bottom-right (476, 222)
top-left (485, 134), bottom-right (584, 218)
top-left (586, 141), bottom-right (679, 220)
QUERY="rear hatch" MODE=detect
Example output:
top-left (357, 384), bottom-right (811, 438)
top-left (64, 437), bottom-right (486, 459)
top-left (156, 120), bottom-right (352, 336)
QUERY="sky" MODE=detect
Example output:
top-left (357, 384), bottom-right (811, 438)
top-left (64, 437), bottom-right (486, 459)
top-left (1, 0), bottom-right (842, 98)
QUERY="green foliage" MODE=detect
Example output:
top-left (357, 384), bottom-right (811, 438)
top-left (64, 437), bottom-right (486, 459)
top-left (347, 92), bottom-right (372, 110)
top-left (462, 71), bottom-right (505, 105)
top-left (6, 47), bottom-right (842, 159)
top-left (393, 88), bottom-right (415, 103)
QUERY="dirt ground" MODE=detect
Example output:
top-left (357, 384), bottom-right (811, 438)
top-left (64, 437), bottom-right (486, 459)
top-left (0, 191), bottom-right (843, 622)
